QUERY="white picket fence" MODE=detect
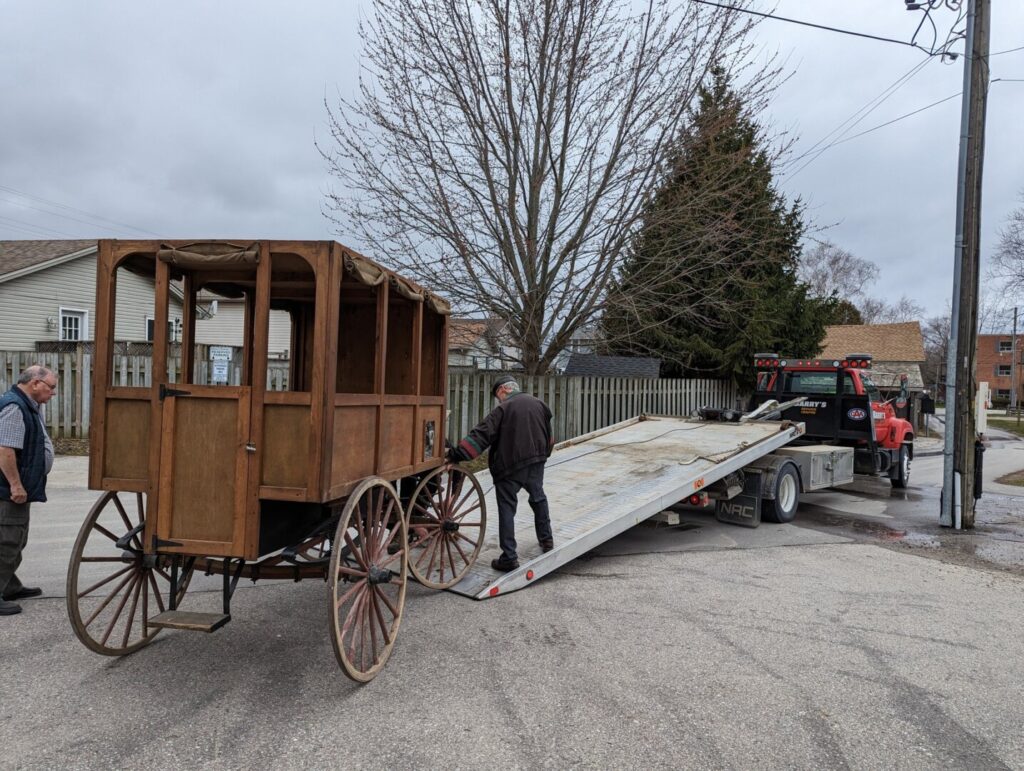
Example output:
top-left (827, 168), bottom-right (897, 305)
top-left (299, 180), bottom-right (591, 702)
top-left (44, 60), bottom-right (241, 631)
top-left (0, 351), bottom-right (736, 442)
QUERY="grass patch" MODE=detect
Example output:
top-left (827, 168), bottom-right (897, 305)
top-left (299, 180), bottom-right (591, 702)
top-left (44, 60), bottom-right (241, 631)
top-left (987, 418), bottom-right (1024, 439)
top-left (54, 437), bottom-right (90, 456)
top-left (995, 469), bottom-right (1024, 487)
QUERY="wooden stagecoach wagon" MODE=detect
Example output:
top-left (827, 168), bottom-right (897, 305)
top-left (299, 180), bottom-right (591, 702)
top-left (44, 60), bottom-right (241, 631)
top-left (66, 239), bottom-right (486, 681)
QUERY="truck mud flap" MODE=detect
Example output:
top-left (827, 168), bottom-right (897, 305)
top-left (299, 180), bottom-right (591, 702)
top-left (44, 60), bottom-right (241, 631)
top-left (715, 469), bottom-right (763, 528)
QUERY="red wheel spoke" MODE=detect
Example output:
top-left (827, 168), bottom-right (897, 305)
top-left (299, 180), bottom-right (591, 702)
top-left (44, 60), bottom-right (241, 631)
top-left (100, 574), bottom-right (139, 646)
top-left (444, 537), bottom-right (458, 581)
top-left (336, 565), bottom-right (367, 579)
top-left (412, 502), bottom-right (439, 521)
top-left (450, 534), bottom-right (471, 566)
top-left (424, 529), bottom-right (443, 578)
top-left (456, 531), bottom-right (482, 547)
top-left (375, 585), bottom-right (399, 618)
top-left (452, 501), bottom-right (482, 522)
top-left (365, 586), bottom-right (378, 665)
top-left (377, 547), bottom-right (405, 570)
top-left (343, 532), bottom-right (369, 571)
top-left (413, 531), bottom-right (441, 567)
top-left (370, 589), bottom-right (392, 646)
top-left (343, 589), bottom-right (366, 665)
top-left (335, 577), bottom-right (365, 610)
top-left (78, 565), bottom-right (134, 599)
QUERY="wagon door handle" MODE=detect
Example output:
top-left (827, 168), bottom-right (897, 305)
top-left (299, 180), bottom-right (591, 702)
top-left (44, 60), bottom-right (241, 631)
top-left (159, 384), bottom-right (192, 400)
top-left (245, 443), bottom-right (256, 453)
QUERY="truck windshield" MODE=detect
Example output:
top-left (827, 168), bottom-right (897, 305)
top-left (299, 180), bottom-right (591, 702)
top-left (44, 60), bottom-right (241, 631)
top-left (782, 372), bottom-right (837, 395)
top-left (860, 373), bottom-right (882, 402)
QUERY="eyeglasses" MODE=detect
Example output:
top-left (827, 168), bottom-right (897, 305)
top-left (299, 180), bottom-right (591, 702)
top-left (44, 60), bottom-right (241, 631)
top-left (35, 379), bottom-right (57, 391)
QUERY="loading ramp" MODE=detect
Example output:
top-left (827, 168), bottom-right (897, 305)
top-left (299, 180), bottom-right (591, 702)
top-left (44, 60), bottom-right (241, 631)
top-left (449, 415), bottom-right (805, 600)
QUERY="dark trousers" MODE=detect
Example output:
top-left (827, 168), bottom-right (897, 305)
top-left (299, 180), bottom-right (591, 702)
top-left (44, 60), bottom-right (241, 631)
top-left (494, 462), bottom-right (552, 563)
top-left (0, 500), bottom-right (30, 598)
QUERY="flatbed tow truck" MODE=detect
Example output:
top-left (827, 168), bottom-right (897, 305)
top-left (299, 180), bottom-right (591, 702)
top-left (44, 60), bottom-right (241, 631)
top-left (450, 352), bottom-right (914, 600)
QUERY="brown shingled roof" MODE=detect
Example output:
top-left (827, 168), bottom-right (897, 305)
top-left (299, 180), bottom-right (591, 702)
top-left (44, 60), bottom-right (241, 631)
top-left (0, 240), bottom-right (96, 276)
top-left (821, 322), bottom-right (926, 362)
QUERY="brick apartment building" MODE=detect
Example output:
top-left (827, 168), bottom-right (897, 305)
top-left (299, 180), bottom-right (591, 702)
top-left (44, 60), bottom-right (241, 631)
top-left (976, 334), bottom-right (1024, 406)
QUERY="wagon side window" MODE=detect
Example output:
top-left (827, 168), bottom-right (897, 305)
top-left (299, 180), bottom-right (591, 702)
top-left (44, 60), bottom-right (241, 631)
top-left (419, 310), bottom-right (445, 397)
top-left (107, 260), bottom-right (184, 386)
top-left (266, 252), bottom-right (313, 393)
top-left (336, 283), bottom-right (379, 394)
top-left (385, 285), bottom-right (416, 396)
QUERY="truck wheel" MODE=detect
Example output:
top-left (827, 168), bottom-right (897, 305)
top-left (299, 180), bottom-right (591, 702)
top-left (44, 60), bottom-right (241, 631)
top-left (762, 463), bottom-right (800, 524)
top-left (892, 444), bottom-right (911, 489)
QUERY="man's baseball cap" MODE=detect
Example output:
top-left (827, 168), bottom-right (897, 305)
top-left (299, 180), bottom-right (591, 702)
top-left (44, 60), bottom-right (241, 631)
top-left (491, 375), bottom-right (518, 397)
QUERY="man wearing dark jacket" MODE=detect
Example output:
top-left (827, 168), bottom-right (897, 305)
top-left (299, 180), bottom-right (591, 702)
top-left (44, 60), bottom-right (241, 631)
top-left (0, 365), bottom-right (56, 616)
top-left (448, 375), bottom-right (554, 572)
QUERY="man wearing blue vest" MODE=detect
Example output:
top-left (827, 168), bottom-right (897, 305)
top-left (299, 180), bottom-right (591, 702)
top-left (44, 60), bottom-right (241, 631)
top-left (0, 365), bottom-right (57, 616)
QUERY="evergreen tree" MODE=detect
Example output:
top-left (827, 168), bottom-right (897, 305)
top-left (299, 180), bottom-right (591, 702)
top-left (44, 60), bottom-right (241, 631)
top-left (602, 68), bottom-right (830, 386)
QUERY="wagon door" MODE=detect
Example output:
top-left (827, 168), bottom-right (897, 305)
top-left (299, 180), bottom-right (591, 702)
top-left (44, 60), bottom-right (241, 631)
top-left (149, 244), bottom-right (269, 558)
top-left (155, 383), bottom-right (252, 556)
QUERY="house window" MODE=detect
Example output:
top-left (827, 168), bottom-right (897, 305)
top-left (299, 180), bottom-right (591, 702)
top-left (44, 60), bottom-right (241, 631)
top-left (995, 389), bottom-right (1011, 400)
top-left (59, 308), bottom-right (87, 341)
top-left (998, 340), bottom-right (1012, 353)
top-left (996, 364), bottom-right (1012, 377)
top-left (145, 317), bottom-right (176, 343)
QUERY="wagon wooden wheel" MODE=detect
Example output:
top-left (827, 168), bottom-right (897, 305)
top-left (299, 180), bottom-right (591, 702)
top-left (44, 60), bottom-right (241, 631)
top-left (328, 477), bottom-right (408, 682)
top-left (405, 465), bottom-right (486, 589)
top-left (67, 491), bottom-right (193, 656)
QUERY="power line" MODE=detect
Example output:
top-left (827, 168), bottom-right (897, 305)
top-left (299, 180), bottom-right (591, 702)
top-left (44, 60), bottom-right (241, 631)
top-left (0, 184), bottom-right (159, 237)
top-left (783, 56), bottom-right (934, 177)
top-left (828, 92), bottom-right (961, 148)
top-left (990, 44), bottom-right (1024, 56)
top-left (0, 214), bottom-right (79, 239)
top-left (689, 0), bottom-right (928, 53)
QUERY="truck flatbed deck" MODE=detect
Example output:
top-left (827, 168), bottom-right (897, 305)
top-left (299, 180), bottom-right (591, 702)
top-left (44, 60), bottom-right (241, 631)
top-left (449, 415), bottom-right (805, 599)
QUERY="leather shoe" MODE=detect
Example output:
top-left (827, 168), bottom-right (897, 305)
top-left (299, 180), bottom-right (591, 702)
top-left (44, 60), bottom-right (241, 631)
top-left (3, 586), bottom-right (42, 601)
top-left (0, 599), bottom-right (22, 615)
top-left (490, 557), bottom-right (519, 572)
top-left (540, 539), bottom-right (554, 553)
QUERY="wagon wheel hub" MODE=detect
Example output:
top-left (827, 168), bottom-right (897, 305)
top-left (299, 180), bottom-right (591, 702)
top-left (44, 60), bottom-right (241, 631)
top-left (441, 519), bottom-right (460, 533)
top-left (367, 565), bottom-right (393, 585)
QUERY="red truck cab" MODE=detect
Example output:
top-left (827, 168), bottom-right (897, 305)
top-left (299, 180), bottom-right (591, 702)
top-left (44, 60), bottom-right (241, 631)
top-left (751, 353), bottom-right (914, 488)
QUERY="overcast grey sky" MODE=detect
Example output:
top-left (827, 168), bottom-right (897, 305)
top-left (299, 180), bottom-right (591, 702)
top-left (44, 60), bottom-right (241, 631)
top-left (1, 1), bottom-right (1021, 321)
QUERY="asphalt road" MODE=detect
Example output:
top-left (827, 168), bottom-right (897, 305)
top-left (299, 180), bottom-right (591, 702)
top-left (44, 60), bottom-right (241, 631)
top-left (2, 442), bottom-right (1024, 769)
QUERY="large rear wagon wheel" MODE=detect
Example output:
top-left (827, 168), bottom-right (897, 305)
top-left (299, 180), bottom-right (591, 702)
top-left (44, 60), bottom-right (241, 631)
top-left (329, 477), bottom-right (408, 683)
top-left (67, 491), bottom-right (193, 656)
top-left (406, 465), bottom-right (486, 589)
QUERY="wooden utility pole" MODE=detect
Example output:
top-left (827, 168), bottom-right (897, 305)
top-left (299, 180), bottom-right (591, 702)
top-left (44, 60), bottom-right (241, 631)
top-left (941, 0), bottom-right (990, 529)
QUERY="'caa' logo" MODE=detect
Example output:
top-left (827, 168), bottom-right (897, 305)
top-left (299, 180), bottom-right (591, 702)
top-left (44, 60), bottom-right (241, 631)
top-left (847, 407), bottom-right (867, 421)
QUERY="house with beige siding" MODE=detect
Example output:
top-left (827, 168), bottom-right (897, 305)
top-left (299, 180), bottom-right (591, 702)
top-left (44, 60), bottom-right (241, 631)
top-left (0, 240), bottom-right (290, 354)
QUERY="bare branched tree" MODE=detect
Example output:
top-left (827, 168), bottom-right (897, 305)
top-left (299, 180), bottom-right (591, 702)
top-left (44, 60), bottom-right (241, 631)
top-left (991, 194), bottom-right (1024, 297)
top-left (798, 240), bottom-right (880, 301)
top-left (321, 0), bottom-right (771, 373)
top-left (859, 295), bottom-right (926, 325)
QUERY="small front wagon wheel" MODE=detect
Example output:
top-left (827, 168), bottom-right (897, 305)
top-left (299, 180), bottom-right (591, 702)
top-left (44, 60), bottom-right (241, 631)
top-left (406, 465), bottom-right (486, 589)
top-left (66, 491), bottom-right (193, 656)
top-left (329, 477), bottom-right (408, 682)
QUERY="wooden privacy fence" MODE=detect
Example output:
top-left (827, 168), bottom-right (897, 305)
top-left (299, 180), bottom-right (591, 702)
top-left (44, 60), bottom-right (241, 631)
top-left (0, 351), bottom-right (736, 442)
top-left (447, 371), bottom-right (737, 443)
